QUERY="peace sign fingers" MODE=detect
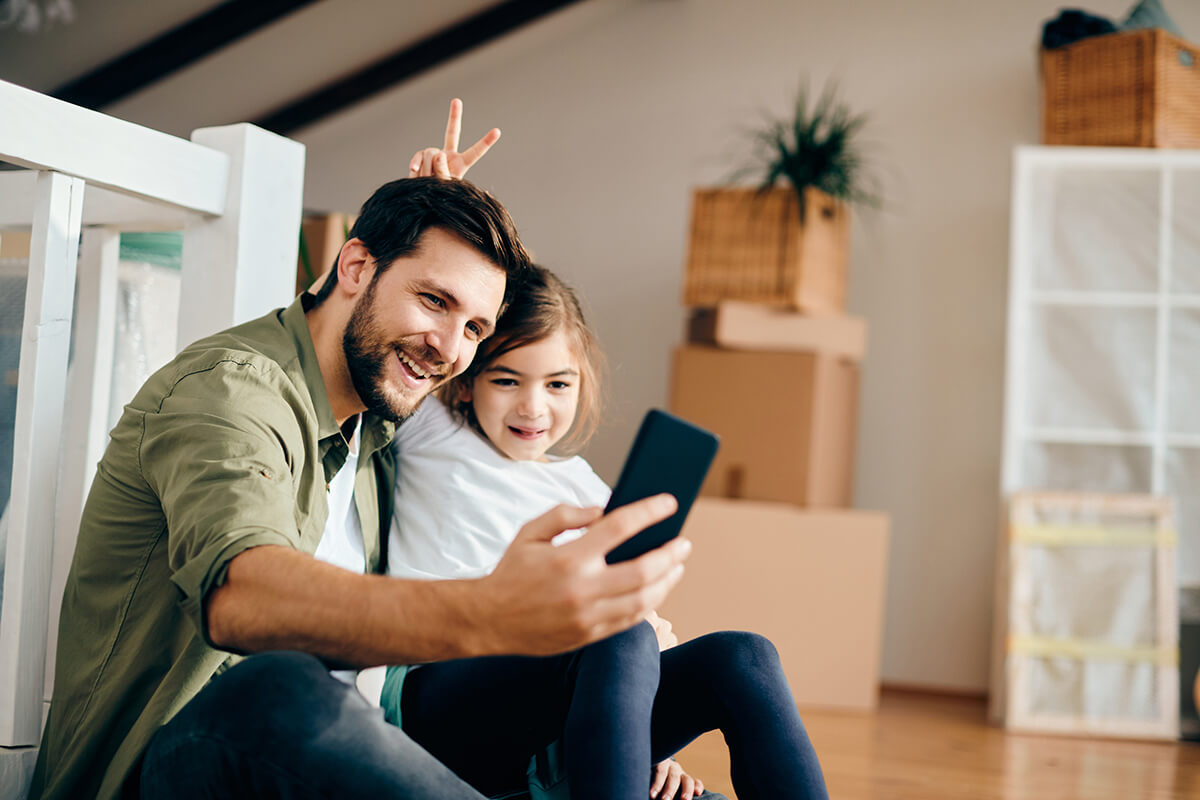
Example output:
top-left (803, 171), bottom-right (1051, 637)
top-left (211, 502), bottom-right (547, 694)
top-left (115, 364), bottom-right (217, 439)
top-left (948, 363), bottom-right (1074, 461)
top-left (458, 126), bottom-right (501, 171)
top-left (443, 98), bottom-right (464, 153)
top-left (407, 99), bottom-right (503, 180)
top-left (441, 98), bottom-right (502, 179)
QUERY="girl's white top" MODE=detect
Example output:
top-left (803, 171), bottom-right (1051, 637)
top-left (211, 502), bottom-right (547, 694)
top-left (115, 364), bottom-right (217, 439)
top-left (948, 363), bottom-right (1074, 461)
top-left (388, 396), bottom-right (611, 580)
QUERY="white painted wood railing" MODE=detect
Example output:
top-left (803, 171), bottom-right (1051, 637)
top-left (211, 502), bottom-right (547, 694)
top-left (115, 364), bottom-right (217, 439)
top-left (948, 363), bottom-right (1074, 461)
top-left (0, 78), bottom-right (305, 759)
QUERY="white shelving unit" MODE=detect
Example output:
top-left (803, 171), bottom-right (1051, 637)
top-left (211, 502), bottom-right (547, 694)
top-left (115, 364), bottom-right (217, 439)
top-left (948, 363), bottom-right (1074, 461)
top-left (1003, 146), bottom-right (1200, 588)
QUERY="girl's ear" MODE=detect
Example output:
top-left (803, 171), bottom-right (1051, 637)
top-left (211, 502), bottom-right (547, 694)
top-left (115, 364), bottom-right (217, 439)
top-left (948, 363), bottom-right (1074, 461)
top-left (456, 381), bottom-right (473, 404)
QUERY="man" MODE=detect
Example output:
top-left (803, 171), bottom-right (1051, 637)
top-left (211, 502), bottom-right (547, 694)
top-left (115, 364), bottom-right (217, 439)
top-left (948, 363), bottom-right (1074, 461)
top-left (31, 105), bottom-right (689, 800)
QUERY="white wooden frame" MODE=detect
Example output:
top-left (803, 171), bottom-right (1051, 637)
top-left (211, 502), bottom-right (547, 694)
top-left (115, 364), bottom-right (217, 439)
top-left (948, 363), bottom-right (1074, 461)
top-left (1, 172), bottom-right (85, 746)
top-left (1002, 146), bottom-right (1200, 536)
top-left (0, 78), bottom-right (305, 749)
top-left (996, 492), bottom-right (1178, 740)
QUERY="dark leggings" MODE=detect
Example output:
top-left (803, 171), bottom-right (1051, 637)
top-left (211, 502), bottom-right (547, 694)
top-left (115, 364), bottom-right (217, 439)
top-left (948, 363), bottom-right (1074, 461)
top-left (399, 625), bottom-right (829, 800)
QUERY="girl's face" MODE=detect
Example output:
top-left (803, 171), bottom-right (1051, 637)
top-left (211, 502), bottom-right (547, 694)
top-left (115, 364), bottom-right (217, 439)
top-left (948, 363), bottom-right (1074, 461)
top-left (464, 329), bottom-right (581, 461)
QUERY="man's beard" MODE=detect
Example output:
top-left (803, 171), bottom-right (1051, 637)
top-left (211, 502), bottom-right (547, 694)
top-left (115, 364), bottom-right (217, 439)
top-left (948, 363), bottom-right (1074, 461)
top-left (343, 279), bottom-right (445, 424)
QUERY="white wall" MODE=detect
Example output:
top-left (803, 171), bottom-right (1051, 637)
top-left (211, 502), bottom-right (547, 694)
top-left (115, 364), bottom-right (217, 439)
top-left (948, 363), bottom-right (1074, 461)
top-left (296, 0), bottom-right (1200, 691)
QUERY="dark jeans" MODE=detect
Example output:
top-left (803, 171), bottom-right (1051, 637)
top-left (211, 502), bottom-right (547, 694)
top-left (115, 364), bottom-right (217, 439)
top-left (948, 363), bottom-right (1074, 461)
top-left (400, 626), bottom-right (829, 800)
top-left (140, 651), bottom-right (488, 800)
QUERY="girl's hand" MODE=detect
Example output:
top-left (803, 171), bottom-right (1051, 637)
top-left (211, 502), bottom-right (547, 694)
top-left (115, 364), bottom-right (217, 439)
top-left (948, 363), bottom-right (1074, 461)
top-left (650, 759), bottom-right (704, 799)
top-left (408, 98), bottom-right (501, 179)
top-left (645, 609), bottom-right (678, 650)
top-left (306, 99), bottom-right (499, 293)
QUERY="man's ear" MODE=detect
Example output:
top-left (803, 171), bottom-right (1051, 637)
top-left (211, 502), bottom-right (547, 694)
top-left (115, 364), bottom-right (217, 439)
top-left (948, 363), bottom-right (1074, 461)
top-left (335, 238), bottom-right (376, 298)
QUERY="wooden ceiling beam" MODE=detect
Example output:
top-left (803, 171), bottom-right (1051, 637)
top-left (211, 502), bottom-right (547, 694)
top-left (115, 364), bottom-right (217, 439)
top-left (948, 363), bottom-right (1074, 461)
top-left (52, 0), bottom-right (320, 110)
top-left (254, 0), bottom-right (587, 136)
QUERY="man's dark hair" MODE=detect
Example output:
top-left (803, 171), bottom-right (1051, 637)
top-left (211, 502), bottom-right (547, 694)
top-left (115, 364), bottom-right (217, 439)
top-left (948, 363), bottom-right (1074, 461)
top-left (310, 177), bottom-right (531, 306)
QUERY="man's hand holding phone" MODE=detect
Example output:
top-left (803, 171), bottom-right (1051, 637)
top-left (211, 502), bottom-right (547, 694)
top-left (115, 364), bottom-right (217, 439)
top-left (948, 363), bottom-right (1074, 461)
top-left (477, 494), bottom-right (689, 657)
top-left (474, 411), bottom-right (715, 658)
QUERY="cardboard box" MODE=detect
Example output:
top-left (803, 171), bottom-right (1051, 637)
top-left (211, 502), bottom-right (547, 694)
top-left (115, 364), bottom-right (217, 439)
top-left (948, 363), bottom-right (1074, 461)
top-left (660, 498), bottom-right (890, 710)
top-left (687, 300), bottom-right (868, 359)
top-left (0, 232), bottom-right (31, 259)
top-left (297, 212), bottom-right (353, 295)
top-left (670, 345), bottom-right (858, 507)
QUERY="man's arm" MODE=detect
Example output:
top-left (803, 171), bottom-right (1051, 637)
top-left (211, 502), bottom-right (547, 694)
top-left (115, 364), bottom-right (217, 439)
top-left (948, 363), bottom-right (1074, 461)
top-left (206, 497), bottom-right (689, 666)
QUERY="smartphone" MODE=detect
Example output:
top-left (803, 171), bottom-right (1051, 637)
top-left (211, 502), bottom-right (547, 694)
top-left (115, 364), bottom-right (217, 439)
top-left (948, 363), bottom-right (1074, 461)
top-left (603, 409), bottom-right (719, 564)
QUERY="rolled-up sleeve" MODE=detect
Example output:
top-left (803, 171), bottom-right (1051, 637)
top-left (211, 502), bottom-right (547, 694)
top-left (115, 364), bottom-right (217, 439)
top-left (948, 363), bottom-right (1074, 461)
top-left (139, 356), bottom-right (307, 644)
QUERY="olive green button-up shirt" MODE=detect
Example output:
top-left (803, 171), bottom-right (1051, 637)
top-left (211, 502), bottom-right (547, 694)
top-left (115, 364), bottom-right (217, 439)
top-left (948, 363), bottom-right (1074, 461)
top-left (30, 295), bottom-right (396, 800)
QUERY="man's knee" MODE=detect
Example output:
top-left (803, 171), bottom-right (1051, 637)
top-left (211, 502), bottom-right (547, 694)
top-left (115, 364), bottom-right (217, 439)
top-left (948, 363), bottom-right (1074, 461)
top-left (157, 651), bottom-right (364, 747)
top-left (216, 650), bottom-right (338, 702)
top-left (142, 652), bottom-right (484, 799)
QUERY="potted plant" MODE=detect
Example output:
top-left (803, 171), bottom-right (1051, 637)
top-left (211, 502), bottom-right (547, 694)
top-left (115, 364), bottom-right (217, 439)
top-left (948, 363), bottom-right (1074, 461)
top-left (684, 82), bottom-right (878, 314)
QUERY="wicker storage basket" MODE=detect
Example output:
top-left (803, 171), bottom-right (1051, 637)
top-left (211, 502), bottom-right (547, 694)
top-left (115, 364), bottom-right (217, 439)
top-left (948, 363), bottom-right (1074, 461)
top-left (1041, 28), bottom-right (1200, 148)
top-left (683, 186), bottom-right (848, 313)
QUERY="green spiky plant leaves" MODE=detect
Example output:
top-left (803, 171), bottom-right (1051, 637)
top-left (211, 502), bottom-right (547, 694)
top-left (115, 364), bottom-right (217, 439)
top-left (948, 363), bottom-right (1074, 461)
top-left (742, 82), bottom-right (880, 223)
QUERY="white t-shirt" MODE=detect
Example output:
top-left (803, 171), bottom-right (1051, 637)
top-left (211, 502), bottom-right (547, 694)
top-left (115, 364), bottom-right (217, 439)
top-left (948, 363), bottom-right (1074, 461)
top-left (313, 416), bottom-right (366, 573)
top-left (313, 417), bottom-right (366, 689)
top-left (388, 397), bottom-right (611, 581)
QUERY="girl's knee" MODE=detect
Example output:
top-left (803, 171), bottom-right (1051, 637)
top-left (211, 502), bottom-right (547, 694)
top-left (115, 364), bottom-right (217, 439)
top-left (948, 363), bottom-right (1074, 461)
top-left (602, 619), bottom-right (660, 653)
top-left (628, 619), bottom-right (665, 670)
top-left (585, 620), bottom-right (661, 674)
top-left (697, 631), bottom-right (783, 677)
top-left (735, 631), bottom-right (781, 666)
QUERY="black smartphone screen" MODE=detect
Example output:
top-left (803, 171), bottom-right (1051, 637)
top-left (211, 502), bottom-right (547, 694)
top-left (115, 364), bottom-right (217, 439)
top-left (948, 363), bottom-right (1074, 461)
top-left (603, 409), bottom-right (719, 564)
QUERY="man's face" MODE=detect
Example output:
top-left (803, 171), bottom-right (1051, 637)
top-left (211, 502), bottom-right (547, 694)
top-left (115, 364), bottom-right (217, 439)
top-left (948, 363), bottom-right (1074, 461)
top-left (343, 228), bottom-right (506, 423)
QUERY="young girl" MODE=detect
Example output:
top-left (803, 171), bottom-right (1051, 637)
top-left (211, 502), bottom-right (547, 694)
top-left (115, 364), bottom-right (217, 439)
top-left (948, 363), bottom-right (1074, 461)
top-left (382, 266), bottom-right (829, 800)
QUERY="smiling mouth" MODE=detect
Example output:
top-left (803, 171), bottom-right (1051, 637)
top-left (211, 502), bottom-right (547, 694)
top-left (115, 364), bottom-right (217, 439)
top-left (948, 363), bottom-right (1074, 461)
top-left (508, 426), bottom-right (547, 440)
top-left (396, 349), bottom-right (437, 381)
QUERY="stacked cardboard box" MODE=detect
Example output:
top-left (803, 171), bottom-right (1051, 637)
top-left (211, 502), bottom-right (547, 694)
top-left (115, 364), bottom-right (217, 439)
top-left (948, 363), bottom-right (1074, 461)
top-left (660, 499), bottom-right (889, 711)
top-left (296, 212), bottom-right (354, 296)
top-left (674, 305), bottom-right (864, 508)
top-left (663, 199), bottom-right (889, 713)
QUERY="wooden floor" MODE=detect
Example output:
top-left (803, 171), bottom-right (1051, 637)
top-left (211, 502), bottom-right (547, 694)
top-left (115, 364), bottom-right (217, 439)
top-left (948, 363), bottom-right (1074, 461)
top-left (675, 691), bottom-right (1200, 799)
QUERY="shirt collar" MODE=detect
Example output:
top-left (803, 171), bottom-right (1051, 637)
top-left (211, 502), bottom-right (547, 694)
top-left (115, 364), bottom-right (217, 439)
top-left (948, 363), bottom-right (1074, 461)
top-left (282, 294), bottom-right (395, 455)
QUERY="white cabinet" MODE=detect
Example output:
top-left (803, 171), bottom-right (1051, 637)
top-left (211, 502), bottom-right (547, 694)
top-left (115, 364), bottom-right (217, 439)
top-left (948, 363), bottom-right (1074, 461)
top-left (1003, 146), bottom-right (1200, 588)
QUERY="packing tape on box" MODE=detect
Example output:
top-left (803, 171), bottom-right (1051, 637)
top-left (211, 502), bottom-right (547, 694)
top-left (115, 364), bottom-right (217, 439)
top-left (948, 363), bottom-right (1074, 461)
top-left (1009, 635), bottom-right (1179, 666)
top-left (1011, 524), bottom-right (1177, 548)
